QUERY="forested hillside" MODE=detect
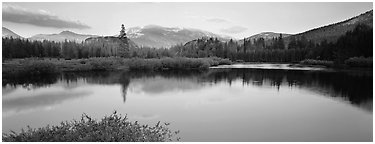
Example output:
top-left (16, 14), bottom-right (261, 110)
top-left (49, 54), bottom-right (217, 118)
top-left (172, 23), bottom-right (372, 63)
top-left (284, 10), bottom-right (373, 47)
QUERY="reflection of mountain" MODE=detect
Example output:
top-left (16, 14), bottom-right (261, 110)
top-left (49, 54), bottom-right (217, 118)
top-left (130, 76), bottom-right (202, 94)
top-left (60, 72), bottom-right (131, 103)
top-left (3, 69), bottom-right (372, 112)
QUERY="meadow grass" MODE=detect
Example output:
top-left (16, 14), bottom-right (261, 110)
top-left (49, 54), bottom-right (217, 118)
top-left (299, 59), bottom-right (334, 67)
top-left (2, 57), bottom-right (232, 74)
top-left (344, 57), bottom-right (372, 68)
top-left (3, 59), bottom-right (59, 77)
top-left (127, 57), bottom-right (213, 70)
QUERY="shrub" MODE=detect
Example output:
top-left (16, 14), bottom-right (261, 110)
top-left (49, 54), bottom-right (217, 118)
top-left (201, 58), bottom-right (218, 66)
top-left (79, 60), bottom-right (86, 64)
top-left (205, 57), bottom-right (232, 66)
top-left (89, 58), bottom-right (116, 71)
top-left (3, 112), bottom-right (180, 142)
top-left (128, 58), bottom-right (157, 70)
top-left (127, 57), bottom-right (212, 71)
top-left (214, 57), bottom-right (232, 65)
top-left (344, 57), bottom-right (373, 68)
top-left (300, 59), bottom-right (334, 67)
top-left (24, 60), bottom-right (59, 75)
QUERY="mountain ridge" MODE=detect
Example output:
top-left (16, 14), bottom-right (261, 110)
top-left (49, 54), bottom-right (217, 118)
top-left (284, 10), bottom-right (373, 45)
top-left (29, 30), bottom-right (98, 42)
top-left (125, 25), bottom-right (233, 48)
top-left (238, 32), bottom-right (292, 44)
top-left (2, 27), bottom-right (22, 39)
top-left (4, 25), bottom-right (233, 49)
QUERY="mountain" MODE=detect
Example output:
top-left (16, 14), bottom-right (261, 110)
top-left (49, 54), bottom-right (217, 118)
top-left (125, 25), bottom-right (233, 48)
top-left (247, 32), bottom-right (291, 41)
top-left (2, 27), bottom-right (22, 38)
top-left (29, 31), bottom-right (98, 42)
top-left (284, 10), bottom-right (373, 45)
top-left (238, 32), bottom-right (291, 44)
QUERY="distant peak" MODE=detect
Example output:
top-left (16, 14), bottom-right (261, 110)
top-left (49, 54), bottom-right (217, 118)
top-left (143, 24), bottom-right (164, 29)
top-left (59, 30), bottom-right (76, 35)
top-left (2, 27), bottom-right (12, 32)
top-left (260, 32), bottom-right (276, 34)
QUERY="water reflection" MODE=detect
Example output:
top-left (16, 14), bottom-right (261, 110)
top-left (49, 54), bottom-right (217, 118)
top-left (3, 73), bottom-right (59, 90)
top-left (2, 68), bottom-right (372, 141)
top-left (201, 69), bottom-right (373, 111)
top-left (3, 69), bottom-right (372, 113)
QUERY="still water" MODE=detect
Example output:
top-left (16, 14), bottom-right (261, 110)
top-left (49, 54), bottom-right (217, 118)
top-left (2, 66), bottom-right (373, 141)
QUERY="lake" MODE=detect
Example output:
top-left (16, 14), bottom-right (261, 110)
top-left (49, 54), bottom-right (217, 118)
top-left (2, 65), bottom-right (373, 142)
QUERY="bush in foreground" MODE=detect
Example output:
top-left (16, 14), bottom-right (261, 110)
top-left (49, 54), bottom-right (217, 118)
top-left (3, 112), bottom-right (180, 142)
top-left (344, 57), bottom-right (373, 68)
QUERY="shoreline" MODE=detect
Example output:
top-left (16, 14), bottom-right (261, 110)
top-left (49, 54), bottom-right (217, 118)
top-left (3, 58), bottom-right (371, 77)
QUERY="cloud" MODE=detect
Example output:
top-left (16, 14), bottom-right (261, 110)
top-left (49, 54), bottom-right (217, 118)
top-left (3, 88), bottom-right (92, 117)
top-left (2, 4), bottom-right (90, 29)
top-left (220, 26), bottom-right (248, 34)
top-left (206, 18), bottom-right (230, 23)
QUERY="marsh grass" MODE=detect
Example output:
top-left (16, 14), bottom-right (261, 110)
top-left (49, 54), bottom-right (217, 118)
top-left (2, 57), bottom-right (232, 74)
top-left (24, 60), bottom-right (59, 75)
top-left (300, 59), bottom-right (334, 67)
top-left (2, 111), bottom-right (180, 142)
top-left (344, 57), bottom-right (373, 68)
top-left (126, 57), bottom-right (231, 71)
top-left (2, 59), bottom-right (59, 76)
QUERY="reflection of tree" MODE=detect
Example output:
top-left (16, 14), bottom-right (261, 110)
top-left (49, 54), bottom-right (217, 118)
top-left (119, 72), bottom-right (130, 103)
top-left (3, 73), bottom-right (59, 89)
top-left (203, 69), bottom-right (372, 109)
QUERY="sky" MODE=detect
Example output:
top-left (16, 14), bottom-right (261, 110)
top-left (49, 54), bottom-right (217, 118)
top-left (2, 2), bottom-right (373, 39)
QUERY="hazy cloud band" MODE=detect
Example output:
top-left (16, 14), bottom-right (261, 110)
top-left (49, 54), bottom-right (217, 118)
top-left (3, 4), bottom-right (90, 29)
top-left (206, 18), bottom-right (229, 23)
top-left (220, 26), bottom-right (248, 34)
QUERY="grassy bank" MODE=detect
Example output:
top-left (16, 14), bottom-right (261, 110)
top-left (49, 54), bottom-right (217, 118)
top-left (299, 59), bottom-right (334, 67)
top-left (344, 57), bottom-right (372, 68)
top-left (300, 58), bottom-right (373, 69)
top-left (3, 112), bottom-right (179, 142)
top-left (127, 57), bottom-right (231, 70)
top-left (2, 57), bottom-right (232, 76)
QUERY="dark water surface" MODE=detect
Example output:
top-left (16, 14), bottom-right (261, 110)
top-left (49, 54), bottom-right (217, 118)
top-left (2, 67), bottom-right (373, 141)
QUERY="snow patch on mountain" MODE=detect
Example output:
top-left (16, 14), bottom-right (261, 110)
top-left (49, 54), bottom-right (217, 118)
top-left (126, 27), bottom-right (144, 38)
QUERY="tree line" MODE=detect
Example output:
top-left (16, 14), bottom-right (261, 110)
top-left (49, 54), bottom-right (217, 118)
top-left (2, 38), bottom-right (174, 59)
top-left (2, 24), bottom-right (372, 63)
top-left (170, 24), bottom-right (372, 63)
